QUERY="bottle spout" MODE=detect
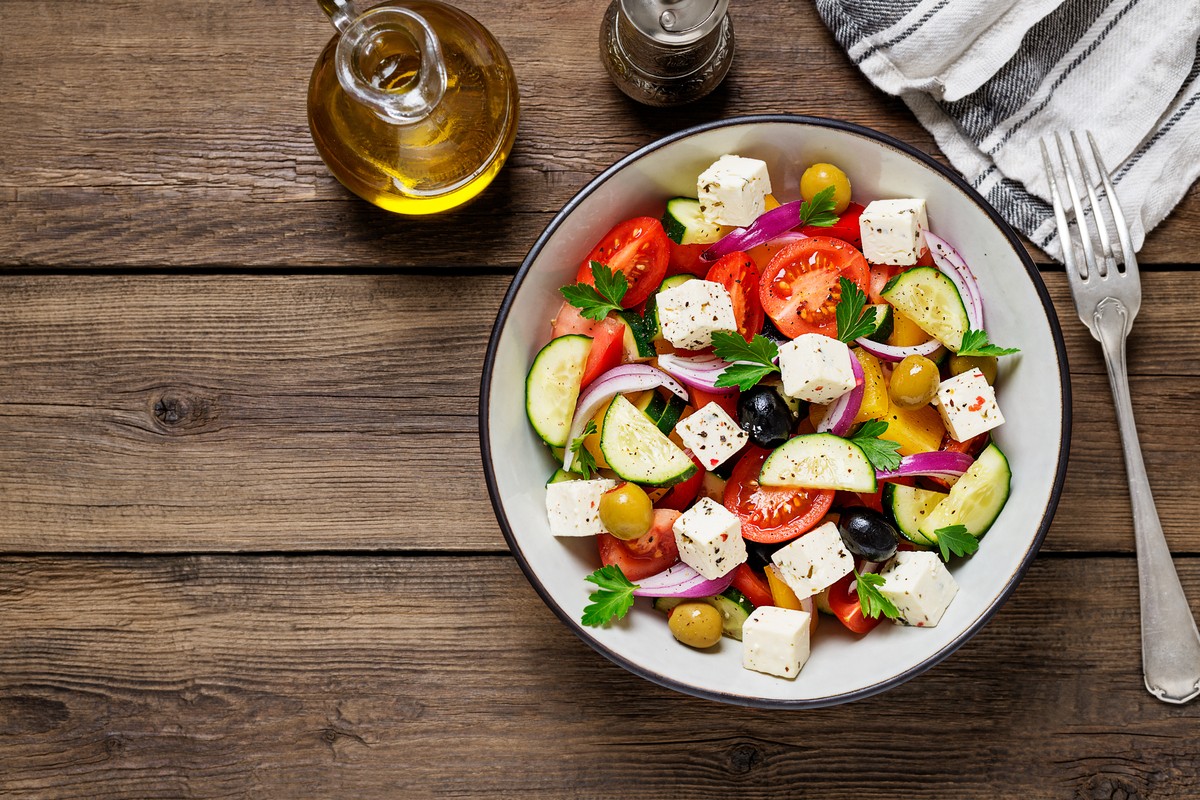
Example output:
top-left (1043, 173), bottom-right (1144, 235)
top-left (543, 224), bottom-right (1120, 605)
top-left (331, 6), bottom-right (448, 123)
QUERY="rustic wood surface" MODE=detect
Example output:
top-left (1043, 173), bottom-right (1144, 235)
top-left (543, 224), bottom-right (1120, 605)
top-left (2, 0), bottom-right (1199, 797)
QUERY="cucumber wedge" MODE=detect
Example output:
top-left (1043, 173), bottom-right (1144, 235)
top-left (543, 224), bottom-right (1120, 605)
top-left (884, 483), bottom-right (946, 546)
top-left (863, 303), bottom-right (894, 342)
top-left (525, 334), bottom-right (591, 448)
top-left (638, 390), bottom-right (687, 434)
top-left (759, 433), bottom-right (877, 492)
top-left (881, 266), bottom-right (970, 352)
top-left (600, 394), bottom-right (697, 485)
top-left (546, 468), bottom-right (580, 486)
top-left (661, 197), bottom-right (726, 245)
top-left (653, 588), bottom-right (753, 640)
top-left (918, 443), bottom-right (1011, 539)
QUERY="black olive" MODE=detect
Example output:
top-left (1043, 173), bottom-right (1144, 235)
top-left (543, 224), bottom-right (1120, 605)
top-left (745, 539), bottom-right (787, 572)
top-left (758, 318), bottom-right (790, 346)
top-left (737, 385), bottom-right (795, 449)
top-left (837, 507), bottom-right (899, 562)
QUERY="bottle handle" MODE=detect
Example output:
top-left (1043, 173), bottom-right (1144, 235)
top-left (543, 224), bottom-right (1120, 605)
top-left (326, 4), bottom-right (448, 124)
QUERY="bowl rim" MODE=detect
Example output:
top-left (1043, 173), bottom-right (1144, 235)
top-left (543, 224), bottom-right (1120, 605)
top-left (479, 113), bottom-right (1072, 708)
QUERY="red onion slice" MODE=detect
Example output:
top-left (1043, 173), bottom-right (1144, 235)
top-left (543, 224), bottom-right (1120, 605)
top-left (702, 201), bottom-right (805, 261)
top-left (632, 562), bottom-right (736, 598)
top-left (816, 348), bottom-right (865, 437)
top-left (562, 364), bottom-right (689, 471)
top-left (854, 336), bottom-right (944, 363)
top-left (875, 450), bottom-right (975, 481)
top-left (925, 231), bottom-right (983, 330)
top-left (657, 353), bottom-right (736, 395)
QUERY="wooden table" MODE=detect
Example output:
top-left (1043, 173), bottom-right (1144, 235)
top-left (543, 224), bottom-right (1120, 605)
top-left (2, 1), bottom-right (1198, 796)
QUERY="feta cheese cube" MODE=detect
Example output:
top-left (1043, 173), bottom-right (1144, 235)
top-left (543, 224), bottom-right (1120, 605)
top-left (697, 155), bottom-right (772, 227)
top-left (676, 402), bottom-right (748, 471)
top-left (933, 368), bottom-right (1004, 442)
top-left (544, 478), bottom-right (617, 537)
top-left (656, 279), bottom-right (738, 351)
top-left (859, 199), bottom-right (929, 266)
top-left (770, 521), bottom-right (854, 598)
top-left (777, 334), bottom-right (857, 404)
top-left (742, 606), bottom-right (812, 679)
top-left (672, 497), bottom-right (747, 579)
top-left (878, 550), bottom-right (959, 627)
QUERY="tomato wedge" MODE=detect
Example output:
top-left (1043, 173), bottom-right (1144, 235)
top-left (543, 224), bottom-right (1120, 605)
top-left (803, 202), bottom-right (864, 248)
top-left (596, 509), bottom-right (681, 581)
top-left (705, 251), bottom-right (764, 342)
top-left (576, 217), bottom-right (671, 308)
top-left (550, 301), bottom-right (625, 389)
top-left (723, 446), bottom-right (834, 543)
top-left (666, 241), bottom-right (710, 278)
top-left (730, 563), bottom-right (774, 609)
top-left (759, 236), bottom-right (870, 339)
top-left (826, 571), bottom-right (883, 635)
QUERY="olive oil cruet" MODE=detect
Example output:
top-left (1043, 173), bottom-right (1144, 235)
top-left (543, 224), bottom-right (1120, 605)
top-left (308, 0), bottom-right (519, 214)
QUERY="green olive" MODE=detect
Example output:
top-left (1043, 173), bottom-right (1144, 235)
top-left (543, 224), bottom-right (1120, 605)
top-left (598, 482), bottom-right (653, 540)
top-left (800, 163), bottom-right (852, 214)
top-left (889, 354), bottom-right (940, 409)
top-left (948, 354), bottom-right (998, 385)
top-left (668, 602), bottom-right (723, 649)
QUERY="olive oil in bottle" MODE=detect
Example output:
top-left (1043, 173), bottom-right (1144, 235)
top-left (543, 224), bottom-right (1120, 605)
top-left (308, 0), bottom-right (518, 215)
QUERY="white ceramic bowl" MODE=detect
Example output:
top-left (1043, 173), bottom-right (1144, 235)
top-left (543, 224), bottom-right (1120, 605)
top-left (480, 115), bottom-right (1070, 707)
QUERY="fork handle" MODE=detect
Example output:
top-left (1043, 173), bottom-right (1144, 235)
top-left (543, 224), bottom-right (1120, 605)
top-left (1095, 297), bottom-right (1200, 703)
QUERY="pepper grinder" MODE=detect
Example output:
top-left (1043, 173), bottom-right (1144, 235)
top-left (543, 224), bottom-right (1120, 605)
top-left (600, 0), bottom-right (734, 106)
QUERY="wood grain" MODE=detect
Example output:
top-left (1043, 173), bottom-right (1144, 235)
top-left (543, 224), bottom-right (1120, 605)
top-left (0, 554), bottom-right (1197, 799)
top-left (0, 0), bottom-right (1197, 268)
top-left (1, 271), bottom-right (1197, 553)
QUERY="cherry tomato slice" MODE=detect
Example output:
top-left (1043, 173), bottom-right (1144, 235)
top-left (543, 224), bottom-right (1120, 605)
top-left (803, 202), bottom-right (864, 248)
top-left (723, 446), bottom-right (834, 544)
top-left (759, 236), bottom-right (870, 339)
top-left (826, 571), bottom-right (883, 635)
top-left (689, 386), bottom-right (739, 422)
top-left (576, 217), bottom-right (671, 308)
top-left (705, 251), bottom-right (765, 342)
top-left (666, 241), bottom-right (710, 278)
top-left (730, 563), bottom-right (775, 609)
top-left (596, 509), bottom-right (681, 581)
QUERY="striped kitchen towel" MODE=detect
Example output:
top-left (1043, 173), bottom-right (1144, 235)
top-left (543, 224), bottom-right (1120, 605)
top-left (814, 0), bottom-right (1200, 260)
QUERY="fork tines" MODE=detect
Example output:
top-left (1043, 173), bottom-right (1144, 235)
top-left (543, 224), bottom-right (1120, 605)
top-left (1039, 131), bottom-right (1138, 281)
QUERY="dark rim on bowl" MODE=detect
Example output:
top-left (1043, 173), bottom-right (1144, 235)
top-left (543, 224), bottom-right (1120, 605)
top-left (479, 114), bottom-right (1072, 708)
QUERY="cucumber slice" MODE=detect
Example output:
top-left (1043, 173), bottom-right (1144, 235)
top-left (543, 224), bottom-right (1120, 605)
top-left (617, 307), bottom-right (658, 360)
top-left (884, 483), bottom-right (946, 546)
top-left (525, 334), bottom-right (591, 448)
top-left (546, 468), bottom-right (580, 486)
top-left (881, 266), bottom-right (970, 352)
top-left (918, 443), bottom-right (1012, 539)
top-left (639, 391), bottom-right (687, 434)
top-left (758, 433), bottom-right (878, 492)
top-left (863, 303), bottom-right (894, 342)
top-left (600, 394), bottom-right (697, 485)
top-left (661, 197), bottom-right (725, 245)
top-left (653, 589), bottom-right (753, 641)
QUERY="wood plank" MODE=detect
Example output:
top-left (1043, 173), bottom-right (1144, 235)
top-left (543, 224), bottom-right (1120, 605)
top-left (0, 0), bottom-right (1196, 267)
top-left (0, 554), bottom-right (1197, 798)
top-left (1, 272), bottom-right (1196, 553)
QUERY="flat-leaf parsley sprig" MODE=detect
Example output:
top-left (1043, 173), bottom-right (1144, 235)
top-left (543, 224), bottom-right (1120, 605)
top-left (957, 328), bottom-right (1019, 358)
top-left (798, 185), bottom-right (840, 228)
top-left (560, 261), bottom-right (628, 321)
top-left (848, 420), bottom-right (902, 473)
top-left (568, 421), bottom-right (599, 479)
top-left (581, 565), bottom-right (640, 627)
top-left (933, 524), bottom-right (980, 561)
top-left (855, 570), bottom-right (901, 620)
top-left (712, 331), bottom-right (780, 391)
top-left (835, 276), bottom-right (879, 343)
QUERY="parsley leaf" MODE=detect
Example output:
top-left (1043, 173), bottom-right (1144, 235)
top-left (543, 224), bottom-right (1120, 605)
top-left (849, 419), bottom-right (903, 472)
top-left (568, 421), bottom-right (598, 479)
top-left (581, 564), bottom-right (640, 627)
top-left (856, 571), bottom-right (901, 620)
top-left (934, 524), bottom-right (980, 561)
top-left (559, 261), bottom-right (628, 321)
top-left (711, 331), bottom-right (780, 391)
top-left (798, 185), bottom-right (839, 228)
top-left (957, 328), bottom-right (1019, 358)
top-left (834, 277), bottom-right (879, 343)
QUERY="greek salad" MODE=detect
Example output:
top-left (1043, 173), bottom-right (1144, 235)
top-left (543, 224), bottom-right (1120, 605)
top-left (526, 153), bottom-right (1018, 680)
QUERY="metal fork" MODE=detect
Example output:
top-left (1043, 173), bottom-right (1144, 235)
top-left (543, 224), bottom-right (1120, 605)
top-left (1041, 131), bottom-right (1200, 704)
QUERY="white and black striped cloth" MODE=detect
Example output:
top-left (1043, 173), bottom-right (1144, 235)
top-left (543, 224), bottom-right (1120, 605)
top-left (815, 0), bottom-right (1200, 260)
